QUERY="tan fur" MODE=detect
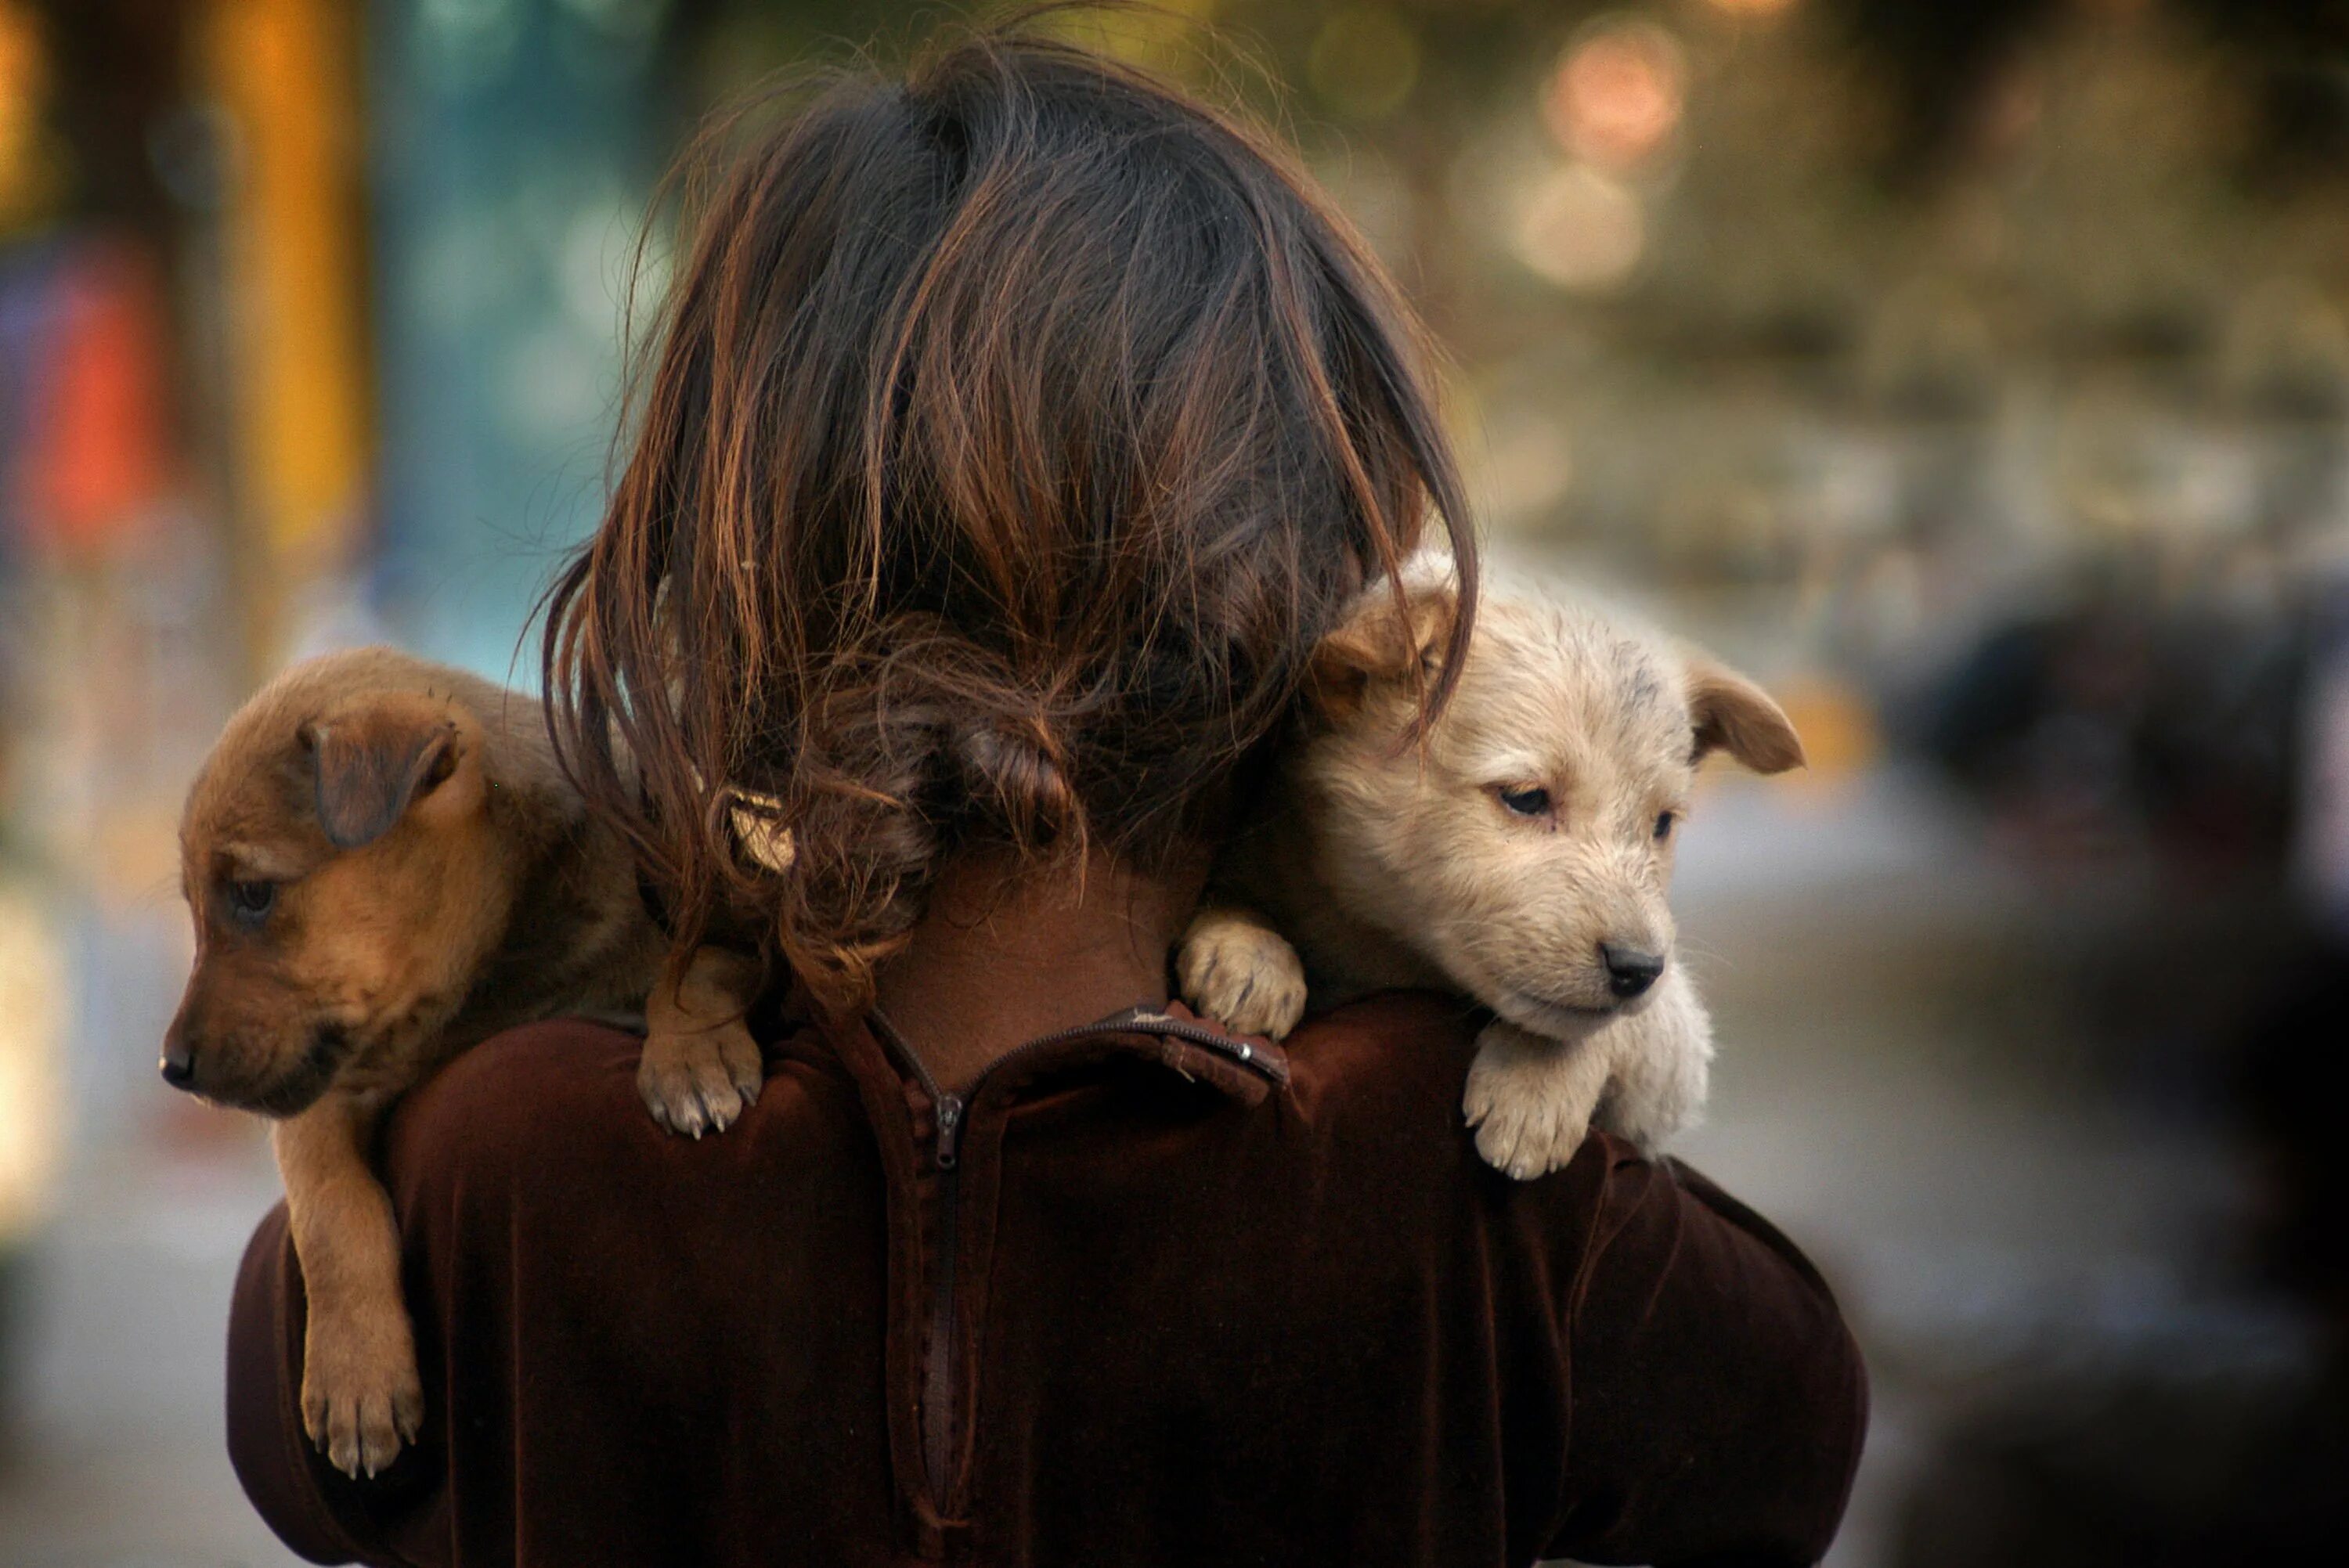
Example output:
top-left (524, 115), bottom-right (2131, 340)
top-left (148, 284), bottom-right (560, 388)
top-left (167, 647), bottom-right (765, 1476)
top-left (1178, 581), bottom-right (1802, 1179)
top-left (640, 946), bottom-right (768, 1136)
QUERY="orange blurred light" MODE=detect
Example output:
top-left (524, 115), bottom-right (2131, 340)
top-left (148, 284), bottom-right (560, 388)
top-left (0, 0), bottom-right (56, 225)
top-left (0, 2), bottom-right (38, 130)
top-left (1543, 20), bottom-right (1686, 172)
top-left (1705, 0), bottom-right (1801, 18)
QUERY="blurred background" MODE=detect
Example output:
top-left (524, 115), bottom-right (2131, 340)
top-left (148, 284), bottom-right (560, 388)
top-left (5, 0), bottom-right (2349, 1563)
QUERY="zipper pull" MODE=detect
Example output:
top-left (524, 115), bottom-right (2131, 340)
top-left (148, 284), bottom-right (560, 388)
top-left (935, 1094), bottom-right (965, 1170)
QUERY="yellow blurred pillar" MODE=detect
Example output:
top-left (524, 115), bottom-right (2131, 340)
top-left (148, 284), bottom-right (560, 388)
top-left (203, 0), bottom-right (370, 679)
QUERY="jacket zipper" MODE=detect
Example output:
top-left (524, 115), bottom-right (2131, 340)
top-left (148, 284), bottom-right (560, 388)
top-left (873, 1007), bottom-right (1283, 1516)
top-left (922, 1089), bottom-right (964, 1498)
top-left (871, 1026), bottom-right (966, 1506)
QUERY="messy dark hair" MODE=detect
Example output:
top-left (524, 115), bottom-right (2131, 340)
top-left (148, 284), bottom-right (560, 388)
top-left (543, 22), bottom-right (1476, 1016)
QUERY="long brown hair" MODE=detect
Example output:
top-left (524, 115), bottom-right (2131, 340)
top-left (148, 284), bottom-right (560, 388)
top-left (543, 21), bottom-right (1476, 1016)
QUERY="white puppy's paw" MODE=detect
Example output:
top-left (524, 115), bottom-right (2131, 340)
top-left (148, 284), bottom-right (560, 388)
top-left (1464, 1066), bottom-right (1590, 1180)
top-left (1175, 907), bottom-right (1308, 1040)
top-left (1462, 1021), bottom-right (1607, 1181)
top-left (302, 1296), bottom-right (424, 1479)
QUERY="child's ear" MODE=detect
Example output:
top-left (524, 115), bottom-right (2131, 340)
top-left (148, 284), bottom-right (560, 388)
top-left (1307, 581), bottom-right (1459, 721)
top-left (1683, 653), bottom-right (1805, 774)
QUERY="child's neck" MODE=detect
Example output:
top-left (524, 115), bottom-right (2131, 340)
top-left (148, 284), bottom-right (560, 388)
top-left (871, 845), bottom-right (1207, 1093)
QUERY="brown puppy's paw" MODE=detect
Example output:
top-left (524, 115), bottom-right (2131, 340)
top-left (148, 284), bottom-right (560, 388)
top-left (1462, 1022), bottom-right (1604, 1181)
top-left (301, 1299), bottom-right (424, 1480)
top-left (1175, 907), bottom-right (1309, 1040)
top-left (638, 1019), bottom-right (765, 1137)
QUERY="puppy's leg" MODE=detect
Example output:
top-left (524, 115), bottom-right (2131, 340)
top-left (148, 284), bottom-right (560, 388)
top-left (1462, 1020), bottom-right (1615, 1181)
top-left (276, 1095), bottom-right (423, 1478)
top-left (1174, 905), bottom-right (1309, 1040)
top-left (1593, 965), bottom-right (1714, 1152)
top-left (639, 945), bottom-right (765, 1137)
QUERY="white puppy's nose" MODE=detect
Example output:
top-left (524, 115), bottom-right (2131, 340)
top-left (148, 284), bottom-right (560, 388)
top-left (1600, 943), bottom-right (1665, 999)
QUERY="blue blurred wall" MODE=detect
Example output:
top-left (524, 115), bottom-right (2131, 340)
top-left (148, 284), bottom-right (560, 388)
top-left (366, 0), bottom-right (670, 683)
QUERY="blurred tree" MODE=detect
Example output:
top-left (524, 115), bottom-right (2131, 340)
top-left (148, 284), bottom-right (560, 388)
top-left (23, 0), bottom-right (188, 241)
top-left (1830, 0), bottom-right (2349, 189)
top-left (656, 2), bottom-right (1613, 348)
top-left (1209, 0), bottom-right (1589, 344)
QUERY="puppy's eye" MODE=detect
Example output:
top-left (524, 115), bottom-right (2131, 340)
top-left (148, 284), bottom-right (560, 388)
top-left (1497, 785), bottom-right (1552, 818)
top-left (224, 880), bottom-right (278, 925)
top-left (1654, 811), bottom-right (1677, 841)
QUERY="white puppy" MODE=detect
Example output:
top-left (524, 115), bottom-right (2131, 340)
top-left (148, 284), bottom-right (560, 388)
top-left (1177, 579), bottom-right (1803, 1178)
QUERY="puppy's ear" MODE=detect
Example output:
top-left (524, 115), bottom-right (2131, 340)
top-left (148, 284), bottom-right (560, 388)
top-left (1684, 654), bottom-right (1805, 774)
top-left (301, 694), bottom-right (467, 849)
top-left (1308, 582), bottom-right (1459, 721)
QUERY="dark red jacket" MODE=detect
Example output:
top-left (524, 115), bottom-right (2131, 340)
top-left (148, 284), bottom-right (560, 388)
top-left (226, 992), bottom-right (1867, 1566)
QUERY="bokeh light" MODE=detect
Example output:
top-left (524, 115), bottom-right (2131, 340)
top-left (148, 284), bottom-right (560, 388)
top-left (1543, 18), bottom-right (1686, 172)
top-left (1514, 162), bottom-right (1644, 291)
top-left (0, 885), bottom-right (67, 1246)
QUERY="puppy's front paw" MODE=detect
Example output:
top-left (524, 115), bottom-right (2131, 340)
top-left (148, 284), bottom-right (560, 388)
top-left (1463, 1023), bottom-right (1602, 1181)
top-left (1176, 907), bottom-right (1308, 1040)
top-left (639, 1019), bottom-right (764, 1137)
top-left (302, 1298), bottom-right (424, 1480)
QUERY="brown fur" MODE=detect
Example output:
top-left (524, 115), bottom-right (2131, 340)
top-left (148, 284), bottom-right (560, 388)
top-left (1178, 579), bottom-right (1804, 1179)
top-left (166, 647), bottom-right (763, 1476)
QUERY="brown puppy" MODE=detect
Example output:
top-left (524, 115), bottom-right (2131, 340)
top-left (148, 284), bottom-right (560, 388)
top-left (166, 647), bottom-right (763, 1477)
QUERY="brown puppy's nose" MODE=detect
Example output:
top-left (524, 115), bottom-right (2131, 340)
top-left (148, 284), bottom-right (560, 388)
top-left (160, 1031), bottom-right (197, 1090)
top-left (1600, 943), bottom-right (1664, 999)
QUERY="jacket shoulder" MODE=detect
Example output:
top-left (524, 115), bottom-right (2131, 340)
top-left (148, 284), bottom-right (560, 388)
top-left (381, 1018), bottom-right (654, 1193)
top-left (1286, 988), bottom-right (1487, 1070)
top-left (1275, 987), bottom-right (1656, 1211)
top-left (1276, 989), bottom-right (1497, 1156)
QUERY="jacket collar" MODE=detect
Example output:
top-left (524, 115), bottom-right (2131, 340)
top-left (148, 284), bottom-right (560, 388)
top-left (853, 998), bottom-right (1289, 1108)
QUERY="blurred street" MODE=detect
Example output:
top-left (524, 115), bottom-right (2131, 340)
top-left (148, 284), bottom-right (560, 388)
top-left (0, 1143), bottom-right (289, 1567)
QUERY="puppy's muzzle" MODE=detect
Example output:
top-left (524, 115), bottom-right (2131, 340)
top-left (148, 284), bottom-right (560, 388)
top-left (158, 1020), bottom-right (355, 1116)
top-left (1600, 943), bottom-right (1665, 1000)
